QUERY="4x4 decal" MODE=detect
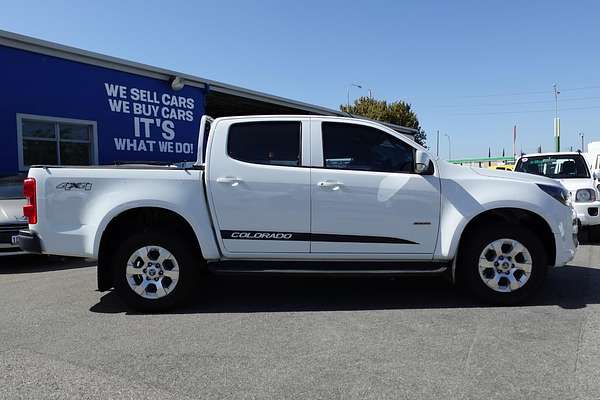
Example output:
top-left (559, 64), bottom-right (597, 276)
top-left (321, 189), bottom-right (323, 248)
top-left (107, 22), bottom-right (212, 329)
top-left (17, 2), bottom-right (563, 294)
top-left (56, 182), bottom-right (93, 191)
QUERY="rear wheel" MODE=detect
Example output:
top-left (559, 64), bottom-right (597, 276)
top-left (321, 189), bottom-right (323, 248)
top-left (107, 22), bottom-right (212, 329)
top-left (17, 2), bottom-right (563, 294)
top-left (112, 231), bottom-right (199, 312)
top-left (458, 224), bottom-right (547, 305)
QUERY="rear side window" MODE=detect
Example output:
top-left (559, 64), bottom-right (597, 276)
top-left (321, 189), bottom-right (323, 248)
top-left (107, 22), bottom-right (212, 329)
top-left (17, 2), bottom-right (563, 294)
top-left (322, 122), bottom-right (414, 173)
top-left (227, 121), bottom-right (301, 167)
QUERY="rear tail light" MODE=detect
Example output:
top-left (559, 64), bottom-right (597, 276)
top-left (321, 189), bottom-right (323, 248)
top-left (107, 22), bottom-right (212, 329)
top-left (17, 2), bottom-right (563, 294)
top-left (23, 177), bottom-right (37, 224)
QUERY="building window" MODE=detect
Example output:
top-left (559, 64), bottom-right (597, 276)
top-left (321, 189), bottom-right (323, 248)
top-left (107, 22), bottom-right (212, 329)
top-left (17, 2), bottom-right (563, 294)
top-left (227, 121), bottom-right (301, 167)
top-left (17, 115), bottom-right (97, 170)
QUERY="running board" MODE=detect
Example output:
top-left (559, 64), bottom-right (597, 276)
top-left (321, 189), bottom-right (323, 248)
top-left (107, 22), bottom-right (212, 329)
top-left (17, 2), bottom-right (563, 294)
top-left (208, 260), bottom-right (450, 276)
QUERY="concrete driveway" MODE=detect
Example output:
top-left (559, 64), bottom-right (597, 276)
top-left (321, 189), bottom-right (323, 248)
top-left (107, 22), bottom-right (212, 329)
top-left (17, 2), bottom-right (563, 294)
top-left (1, 247), bottom-right (599, 399)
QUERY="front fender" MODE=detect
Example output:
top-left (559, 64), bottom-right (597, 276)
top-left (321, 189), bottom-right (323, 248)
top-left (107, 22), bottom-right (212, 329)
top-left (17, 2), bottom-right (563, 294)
top-left (436, 174), bottom-right (564, 260)
top-left (438, 200), bottom-right (557, 261)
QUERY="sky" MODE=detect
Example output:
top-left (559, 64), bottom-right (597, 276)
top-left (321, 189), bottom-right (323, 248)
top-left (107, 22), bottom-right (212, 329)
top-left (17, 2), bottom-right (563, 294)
top-left (1, 0), bottom-right (600, 159)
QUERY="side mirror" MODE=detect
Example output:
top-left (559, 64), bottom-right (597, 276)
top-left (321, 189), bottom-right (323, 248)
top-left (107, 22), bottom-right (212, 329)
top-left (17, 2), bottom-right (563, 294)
top-left (594, 170), bottom-right (600, 180)
top-left (415, 150), bottom-right (433, 174)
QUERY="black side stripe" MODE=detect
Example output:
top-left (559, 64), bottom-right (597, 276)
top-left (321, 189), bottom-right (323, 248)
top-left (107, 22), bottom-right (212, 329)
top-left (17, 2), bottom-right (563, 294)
top-left (311, 233), bottom-right (417, 244)
top-left (220, 230), bottom-right (418, 245)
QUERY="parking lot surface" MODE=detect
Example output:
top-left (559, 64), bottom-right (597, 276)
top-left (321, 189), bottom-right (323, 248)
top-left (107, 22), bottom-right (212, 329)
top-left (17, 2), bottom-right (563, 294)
top-left (1, 247), bottom-right (600, 399)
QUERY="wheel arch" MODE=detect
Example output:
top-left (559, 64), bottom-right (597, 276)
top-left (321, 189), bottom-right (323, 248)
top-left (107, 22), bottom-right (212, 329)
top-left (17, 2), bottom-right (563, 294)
top-left (451, 207), bottom-right (556, 282)
top-left (96, 206), bottom-right (204, 291)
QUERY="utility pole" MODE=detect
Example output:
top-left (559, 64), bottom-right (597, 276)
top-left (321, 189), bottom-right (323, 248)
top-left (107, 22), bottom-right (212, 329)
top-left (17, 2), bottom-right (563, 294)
top-left (444, 133), bottom-right (451, 160)
top-left (553, 84), bottom-right (560, 152)
top-left (580, 131), bottom-right (585, 152)
top-left (513, 125), bottom-right (517, 160)
top-left (436, 130), bottom-right (440, 157)
top-left (346, 83), bottom-right (362, 111)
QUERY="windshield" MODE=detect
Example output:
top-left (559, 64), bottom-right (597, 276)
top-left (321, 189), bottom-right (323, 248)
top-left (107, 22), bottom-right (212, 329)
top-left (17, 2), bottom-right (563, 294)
top-left (515, 154), bottom-right (590, 179)
top-left (0, 174), bottom-right (25, 199)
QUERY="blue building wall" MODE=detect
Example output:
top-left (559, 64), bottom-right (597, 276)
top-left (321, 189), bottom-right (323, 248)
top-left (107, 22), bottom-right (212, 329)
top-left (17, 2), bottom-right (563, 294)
top-left (0, 45), bottom-right (205, 175)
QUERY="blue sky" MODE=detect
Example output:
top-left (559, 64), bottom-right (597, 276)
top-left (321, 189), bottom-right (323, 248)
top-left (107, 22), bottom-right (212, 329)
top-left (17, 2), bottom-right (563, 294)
top-left (1, 0), bottom-right (600, 159)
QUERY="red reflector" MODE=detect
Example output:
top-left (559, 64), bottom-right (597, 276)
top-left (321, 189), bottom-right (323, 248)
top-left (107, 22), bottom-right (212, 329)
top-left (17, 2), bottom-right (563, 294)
top-left (23, 178), bottom-right (37, 224)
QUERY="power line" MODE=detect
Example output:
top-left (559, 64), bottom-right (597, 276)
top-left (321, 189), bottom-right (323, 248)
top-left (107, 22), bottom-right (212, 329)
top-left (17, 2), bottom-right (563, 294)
top-left (449, 104), bottom-right (600, 116)
top-left (449, 84), bottom-right (600, 99)
top-left (458, 89), bottom-right (550, 98)
top-left (431, 95), bottom-right (600, 109)
top-left (560, 85), bottom-right (600, 92)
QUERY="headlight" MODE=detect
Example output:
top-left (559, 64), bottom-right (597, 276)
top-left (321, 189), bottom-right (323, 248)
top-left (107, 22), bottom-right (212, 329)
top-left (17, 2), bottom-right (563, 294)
top-left (575, 188), bottom-right (596, 203)
top-left (537, 183), bottom-right (569, 206)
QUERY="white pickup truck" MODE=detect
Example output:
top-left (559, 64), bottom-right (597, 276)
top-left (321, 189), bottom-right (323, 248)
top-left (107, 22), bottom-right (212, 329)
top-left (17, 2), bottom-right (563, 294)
top-left (18, 115), bottom-right (578, 311)
top-left (515, 152), bottom-right (600, 241)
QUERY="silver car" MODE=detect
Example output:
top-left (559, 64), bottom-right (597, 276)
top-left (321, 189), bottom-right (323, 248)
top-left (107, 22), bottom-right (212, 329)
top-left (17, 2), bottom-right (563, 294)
top-left (0, 175), bottom-right (27, 255)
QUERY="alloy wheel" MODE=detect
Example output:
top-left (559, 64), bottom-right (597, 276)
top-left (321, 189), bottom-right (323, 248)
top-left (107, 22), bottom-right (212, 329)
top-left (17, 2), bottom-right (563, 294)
top-left (478, 238), bottom-right (532, 293)
top-left (125, 246), bottom-right (180, 299)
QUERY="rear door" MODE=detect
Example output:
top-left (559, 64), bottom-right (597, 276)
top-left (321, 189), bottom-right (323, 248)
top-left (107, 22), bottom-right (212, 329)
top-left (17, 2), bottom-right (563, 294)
top-left (206, 117), bottom-right (311, 256)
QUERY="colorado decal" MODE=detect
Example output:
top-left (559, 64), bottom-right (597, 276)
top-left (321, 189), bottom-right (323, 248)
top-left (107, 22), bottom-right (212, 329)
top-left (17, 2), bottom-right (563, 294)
top-left (220, 230), bottom-right (417, 244)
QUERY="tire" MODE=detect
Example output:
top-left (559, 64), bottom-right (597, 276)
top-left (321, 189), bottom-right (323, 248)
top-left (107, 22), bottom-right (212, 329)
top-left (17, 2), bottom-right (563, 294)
top-left (578, 226), bottom-right (591, 244)
top-left (112, 231), bottom-right (200, 312)
top-left (457, 224), bottom-right (547, 305)
top-left (587, 225), bottom-right (600, 244)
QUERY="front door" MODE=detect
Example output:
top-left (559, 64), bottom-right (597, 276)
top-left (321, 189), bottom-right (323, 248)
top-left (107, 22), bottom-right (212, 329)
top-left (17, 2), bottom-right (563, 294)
top-left (207, 118), bottom-right (311, 255)
top-left (310, 120), bottom-right (441, 254)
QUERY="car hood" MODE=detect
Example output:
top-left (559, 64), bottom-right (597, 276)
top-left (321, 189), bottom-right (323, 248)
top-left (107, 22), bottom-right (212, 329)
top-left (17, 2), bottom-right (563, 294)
top-left (0, 198), bottom-right (27, 224)
top-left (470, 166), bottom-right (560, 185)
top-left (553, 177), bottom-right (595, 191)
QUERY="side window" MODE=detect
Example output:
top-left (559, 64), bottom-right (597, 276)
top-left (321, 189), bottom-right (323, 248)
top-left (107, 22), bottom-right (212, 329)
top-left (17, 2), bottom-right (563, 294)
top-left (322, 122), bottom-right (414, 173)
top-left (227, 121), bottom-right (301, 167)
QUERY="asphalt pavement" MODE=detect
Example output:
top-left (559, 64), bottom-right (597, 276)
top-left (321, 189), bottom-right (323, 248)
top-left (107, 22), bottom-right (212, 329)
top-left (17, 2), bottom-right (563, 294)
top-left (1, 247), bottom-right (600, 399)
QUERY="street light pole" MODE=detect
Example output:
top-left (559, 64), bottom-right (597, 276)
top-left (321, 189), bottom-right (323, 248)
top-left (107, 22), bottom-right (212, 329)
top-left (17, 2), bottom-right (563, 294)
top-left (347, 83), bottom-right (362, 111)
top-left (580, 131), bottom-right (585, 152)
top-left (444, 133), bottom-right (451, 161)
top-left (553, 84), bottom-right (560, 152)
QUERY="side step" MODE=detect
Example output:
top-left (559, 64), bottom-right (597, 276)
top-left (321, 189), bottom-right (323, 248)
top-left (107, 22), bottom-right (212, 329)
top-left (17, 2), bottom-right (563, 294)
top-left (208, 260), bottom-right (450, 276)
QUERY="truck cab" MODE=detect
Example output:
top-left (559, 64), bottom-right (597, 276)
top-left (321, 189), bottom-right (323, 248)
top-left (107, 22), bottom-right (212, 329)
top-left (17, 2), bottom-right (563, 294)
top-left (205, 116), bottom-right (440, 258)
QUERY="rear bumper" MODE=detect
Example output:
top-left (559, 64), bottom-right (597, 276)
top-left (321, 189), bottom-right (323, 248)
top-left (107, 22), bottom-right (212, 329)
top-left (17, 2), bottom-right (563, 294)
top-left (17, 230), bottom-right (43, 254)
top-left (0, 223), bottom-right (28, 255)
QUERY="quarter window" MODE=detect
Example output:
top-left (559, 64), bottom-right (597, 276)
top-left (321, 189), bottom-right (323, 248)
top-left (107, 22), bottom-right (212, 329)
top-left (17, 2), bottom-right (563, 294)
top-left (322, 122), bottom-right (414, 173)
top-left (227, 121), bottom-right (301, 167)
top-left (19, 116), bottom-right (95, 169)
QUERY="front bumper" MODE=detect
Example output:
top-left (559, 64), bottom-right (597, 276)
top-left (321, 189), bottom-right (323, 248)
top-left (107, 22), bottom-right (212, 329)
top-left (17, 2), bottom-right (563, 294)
top-left (573, 200), bottom-right (600, 226)
top-left (553, 208), bottom-right (578, 267)
top-left (16, 230), bottom-right (43, 254)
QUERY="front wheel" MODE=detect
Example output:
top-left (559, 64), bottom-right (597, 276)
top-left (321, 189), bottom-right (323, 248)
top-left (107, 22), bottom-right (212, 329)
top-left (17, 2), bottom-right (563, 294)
top-left (458, 224), bottom-right (547, 305)
top-left (112, 231), bottom-right (199, 312)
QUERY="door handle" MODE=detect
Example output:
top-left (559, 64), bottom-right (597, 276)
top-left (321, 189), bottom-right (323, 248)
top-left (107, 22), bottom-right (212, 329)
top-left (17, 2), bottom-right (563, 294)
top-left (216, 176), bottom-right (243, 186)
top-left (317, 180), bottom-right (344, 190)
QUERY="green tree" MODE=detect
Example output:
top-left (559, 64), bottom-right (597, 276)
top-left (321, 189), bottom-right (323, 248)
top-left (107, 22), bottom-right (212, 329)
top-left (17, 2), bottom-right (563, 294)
top-left (340, 96), bottom-right (427, 146)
